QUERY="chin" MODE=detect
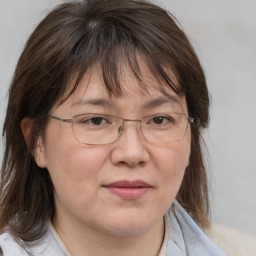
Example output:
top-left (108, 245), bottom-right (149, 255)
top-left (104, 224), bottom-right (149, 237)
top-left (98, 213), bottom-right (159, 237)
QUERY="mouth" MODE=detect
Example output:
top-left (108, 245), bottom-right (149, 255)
top-left (103, 180), bottom-right (152, 200)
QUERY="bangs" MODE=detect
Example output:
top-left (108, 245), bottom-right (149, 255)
top-left (57, 4), bottom-right (184, 103)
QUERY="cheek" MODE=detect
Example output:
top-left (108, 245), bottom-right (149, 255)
top-left (152, 138), bottom-right (191, 197)
top-left (145, 139), bottom-right (191, 216)
top-left (46, 144), bottom-right (108, 183)
top-left (44, 143), bottom-right (111, 214)
top-left (155, 141), bottom-right (190, 176)
top-left (42, 124), bottom-right (109, 195)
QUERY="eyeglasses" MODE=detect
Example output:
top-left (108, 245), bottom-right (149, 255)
top-left (49, 113), bottom-right (194, 145)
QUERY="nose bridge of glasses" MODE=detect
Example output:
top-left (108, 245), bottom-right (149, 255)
top-left (117, 118), bottom-right (142, 134)
top-left (123, 118), bottom-right (141, 128)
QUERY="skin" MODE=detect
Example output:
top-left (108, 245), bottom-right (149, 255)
top-left (22, 63), bottom-right (191, 256)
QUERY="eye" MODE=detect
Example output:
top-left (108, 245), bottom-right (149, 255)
top-left (89, 117), bottom-right (106, 125)
top-left (79, 116), bottom-right (111, 126)
top-left (147, 115), bottom-right (172, 125)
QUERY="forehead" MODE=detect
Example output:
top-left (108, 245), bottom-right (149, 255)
top-left (56, 61), bottom-right (187, 114)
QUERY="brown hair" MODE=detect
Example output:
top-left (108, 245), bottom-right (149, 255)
top-left (0, 0), bottom-right (210, 243)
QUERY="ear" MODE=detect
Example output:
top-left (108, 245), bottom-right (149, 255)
top-left (21, 118), bottom-right (47, 168)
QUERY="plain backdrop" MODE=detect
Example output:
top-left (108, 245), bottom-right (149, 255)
top-left (0, 0), bottom-right (255, 235)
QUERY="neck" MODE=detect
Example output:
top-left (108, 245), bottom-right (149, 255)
top-left (53, 214), bottom-right (165, 256)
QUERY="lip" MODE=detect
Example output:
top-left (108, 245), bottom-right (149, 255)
top-left (103, 180), bottom-right (152, 200)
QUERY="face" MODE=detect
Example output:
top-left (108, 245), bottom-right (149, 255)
top-left (33, 64), bottom-right (191, 237)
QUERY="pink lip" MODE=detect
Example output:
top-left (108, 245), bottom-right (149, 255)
top-left (103, 180), bottom-right (152, 200)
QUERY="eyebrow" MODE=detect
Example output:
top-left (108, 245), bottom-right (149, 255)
top-left (71, 98), bottom-right (115, 108)
top-left (71, 94), bottom-right (180, 110)
top-left (141, 95), bottom-right (180, 110)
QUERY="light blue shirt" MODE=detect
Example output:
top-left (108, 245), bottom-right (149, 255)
top-left (0, 200), bottom-right (226, 256)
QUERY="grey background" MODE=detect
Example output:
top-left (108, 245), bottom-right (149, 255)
top-left (0, 0), bottom-right (255, 235)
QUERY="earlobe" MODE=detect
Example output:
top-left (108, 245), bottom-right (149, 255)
top-left (34, 137), bottom-right (47, 169)
top-left (21, 118), bottom-right (47, 168)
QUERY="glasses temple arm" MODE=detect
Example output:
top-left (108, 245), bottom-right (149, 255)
top-left (49, 115), bottom-right (72, 123)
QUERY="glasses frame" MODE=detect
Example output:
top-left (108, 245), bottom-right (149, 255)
top-left (49, 113), bottom-right (195, 145)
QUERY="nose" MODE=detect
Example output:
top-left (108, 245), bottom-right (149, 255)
top-left (110, 122), bottom-right (150, 167)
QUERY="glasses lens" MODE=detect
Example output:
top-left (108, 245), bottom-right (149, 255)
top-left (72, 114), bottom-right (122, 145)
top-left (71, 113), bottom-right (189, 145)
top-left (141, 113), bottom-right (188, 143)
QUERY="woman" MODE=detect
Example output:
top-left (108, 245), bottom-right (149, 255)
top-left (0, 0), bottom-right (226, 255)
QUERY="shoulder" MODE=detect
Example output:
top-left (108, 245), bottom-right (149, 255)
top-left (165, 201), bottom-right (227, 256)
top-left (0, 232), bottom-right (28, 256)
top-left (205, 224), bottom-right (256, 256)
top-left (0, 225), bottom-right (64, 256)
